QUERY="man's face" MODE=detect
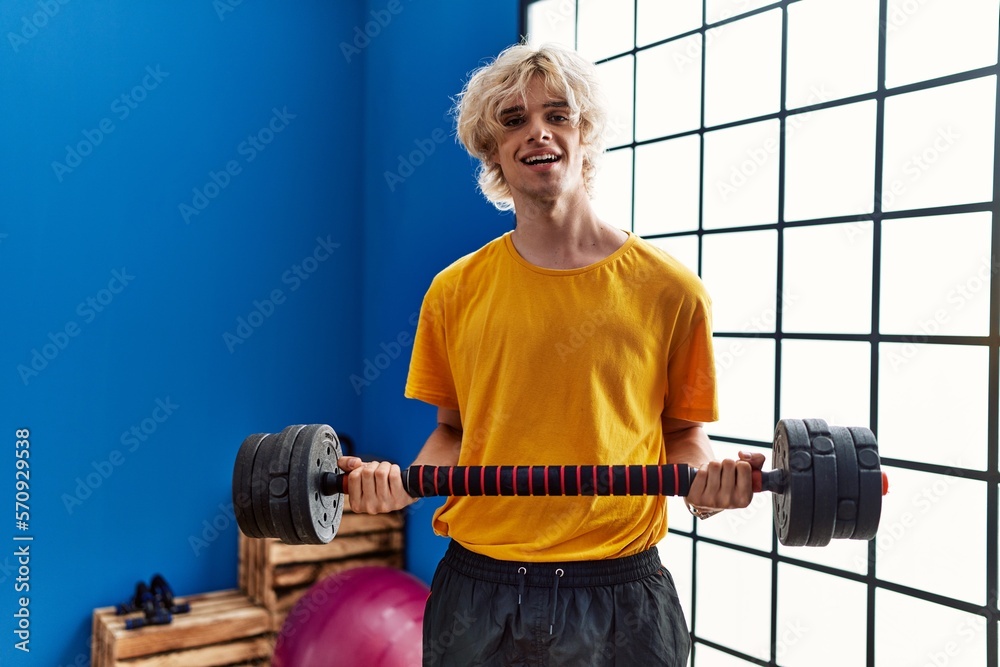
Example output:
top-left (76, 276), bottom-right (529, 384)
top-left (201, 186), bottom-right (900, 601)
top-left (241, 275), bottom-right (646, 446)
top-left (492, 76), bottom-right (587, 206)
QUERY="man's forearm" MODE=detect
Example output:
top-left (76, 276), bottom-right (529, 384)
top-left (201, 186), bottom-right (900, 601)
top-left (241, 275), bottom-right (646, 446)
top-left (663, 424), bottom-right (715, 468)
top-left (411, 423), bottom-right (462, 467)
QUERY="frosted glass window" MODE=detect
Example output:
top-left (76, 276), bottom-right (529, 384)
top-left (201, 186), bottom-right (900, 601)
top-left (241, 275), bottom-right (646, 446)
top-left (637, 0), bottom-right (702, 46)
top-left (882, 76), bottom-right (997, 212)
top-left (704, 10), bottom-right (781, 127)
top-left (779, 340), bottom-right (871, 428)
top-left (876, 590), bottom-right (988, 667)
top-left (785, 0), bottom-right (879, 109)
top-left (703, 120), bottom-right (780, 228)
top-left (526, 0), bottom-right (576, 50)
top-left (701, 230), bottom-right (777, 332)
top-left (592, 148), bottom-right (633, 228)
top-left (777, 566), bottom-right (867, 666)
top-left (784, 100), bottom-right (877, 222)
top-left (880, 213), bottom-right (993, 337)
top-left (778, 530), bottom-right (870, 575)
top-left (695, 645), bottom-right (757, 667)
top-left (635, 35), bottom-right (703, 140)
top-left (706, 338), bottom-right (776, 443)
top-left (595, 56), bottom-right (635, 148)
top-left (878, 343), bottom-right (989, 470)
top-left (782, 223), bottom-right (874, 334)
top-left (877, 468), bottom-right (986, 605)
top-left (646, 235), bottom-right (699, 275)
top-left (885, 0), bottom-right (1000, 89)
top-left (577, 0), bottom-right (634, 62)
top-left (695, 543), bottom-right (772, 662)
top-left (706, 0), bottom-right (777, 25)
top-left (695, 441), bottom-right (773, 551)
top-left (634, 135), bottom-right (701, 236)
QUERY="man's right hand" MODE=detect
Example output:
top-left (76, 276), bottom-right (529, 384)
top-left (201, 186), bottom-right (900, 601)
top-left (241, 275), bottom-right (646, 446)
top-left (337, 456), bottom-right (417, 514)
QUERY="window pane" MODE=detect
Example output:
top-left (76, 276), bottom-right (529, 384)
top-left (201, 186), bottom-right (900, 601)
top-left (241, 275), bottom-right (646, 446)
top-left (645, 235), bottom-right (699, 274)
top-left (786, 0), bottom-right (879, 109)
top-left (706, 0), bottom-right (778, 25)
top-left (637, 0), bottom-right (702, 46)
top-left (877, 468), bottom-right (986, 605)
top-left (878, 343), bottom-right (989, 470)
top-left (706, 338), bottom-right (776, 443)
top-left (695, 543), bottom-right (772, 662)
top-left (526, 0), bottom-right (576, 50)
top-left (885, 0), bottom-right (1000, 89)
top-left (703, 119), bottom-right (780, 228)
top-left (704, 9), bottom-right (782, 126)
top-left (595, 55), bottom-right (635, 148)
top-left (578, 0), bottom-right (634, 61)
top-left (779, 340), bottom-right (871, 428)
top-left (592, 147), bottom-right (632, 228)
top-left (696, 441), bottom-right (774, 551)
top-left (777, 566), bottom-right (867, 666)
top-left (635, 136), bottom-right (701, 236)
top-left (784, 100), bottom-right (877, 221)
top-left (782, 223), bottom-right (874, 334)
top-left (696, 645), bottom-right (758, 667)
top-left (880, 213), bottom-right (993, 337)
top-left (876, 590), bottom-right (988, 667)
top-left (635, 35), bottom-right (703, 140)
top-left (702, 230), bottom-right (777, 332)
top-left (882, 76), bottom-right (997, 212)
top-left (778, 531), bottom-right (869, 575)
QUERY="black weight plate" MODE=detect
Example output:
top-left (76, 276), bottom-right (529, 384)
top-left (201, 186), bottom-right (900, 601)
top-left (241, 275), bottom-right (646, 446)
top-left (803, 419), bottom-right (837, 547)
top-left (829, 426), bottom-right (859, 540)
top-left (288, 424), bottom-right (343, 545)
top-left (233, 432), bottom-right (267, 539)
top-left (251, 432), bottom-right (281, 539)
top-left (269, 425), bottom-right (305, 545)
top-left (772, 419), bottom-right (814, 547)
top-left (849, 426), bottom-right (882, 541)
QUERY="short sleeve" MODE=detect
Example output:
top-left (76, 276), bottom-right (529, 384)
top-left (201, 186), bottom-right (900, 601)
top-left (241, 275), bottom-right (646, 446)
top-left (404, 276), bottom-right (460, 410)
top-left (663, 302), bottom-right (719, 423)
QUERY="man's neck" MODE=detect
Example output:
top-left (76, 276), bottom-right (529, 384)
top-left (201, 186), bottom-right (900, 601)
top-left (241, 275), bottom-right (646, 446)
top-left (510, 193), bottom-right (628, 270)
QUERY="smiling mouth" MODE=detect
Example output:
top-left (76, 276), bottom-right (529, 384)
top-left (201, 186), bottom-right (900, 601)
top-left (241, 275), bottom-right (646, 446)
top-left (521, 153), bottom-right (561, 165)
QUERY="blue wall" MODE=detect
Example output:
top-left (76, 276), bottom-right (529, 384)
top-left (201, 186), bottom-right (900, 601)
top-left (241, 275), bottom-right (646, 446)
top-left (359, 0), bottom-right (518, 583)
top-left (1, 0), bottom-right (516, 664)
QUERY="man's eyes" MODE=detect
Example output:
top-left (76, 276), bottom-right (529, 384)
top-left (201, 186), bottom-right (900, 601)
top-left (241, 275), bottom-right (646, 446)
top-left (501, 114), bottom-right (569, 127)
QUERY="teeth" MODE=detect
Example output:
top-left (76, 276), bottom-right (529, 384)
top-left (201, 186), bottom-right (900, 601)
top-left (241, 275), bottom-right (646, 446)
top-left (524, 154), bottom-right (558, 164)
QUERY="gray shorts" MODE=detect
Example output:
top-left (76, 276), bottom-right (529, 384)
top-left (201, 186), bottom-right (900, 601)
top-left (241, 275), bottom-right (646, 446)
top-left (422, 541), bottom-right (691, 667)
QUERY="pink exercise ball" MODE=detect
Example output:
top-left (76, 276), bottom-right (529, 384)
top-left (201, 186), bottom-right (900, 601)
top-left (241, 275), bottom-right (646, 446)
top-left (272, 566), bottom-right (429, 667)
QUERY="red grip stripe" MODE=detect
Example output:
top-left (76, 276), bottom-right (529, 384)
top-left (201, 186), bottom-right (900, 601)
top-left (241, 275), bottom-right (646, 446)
top-left (465, 466), bottom-right (470, 497)
top-left (513, 466), bottom-right (518, 496)
top-left (592, 466), bottom-right (597, 496)
top-left (560, 466), bottom-right (566, 494)
top-left (544, 466), bottom-right (549, 495)
top-left (496, 466), bottom-right (502, 495)
top-left (576, 466), bottom-right (582, 495)
top-left (448, 466), bottom-right (454, 496)
top-left (606, 465), bottom-right (612, 495)
top-left (419, 466), bottom-right (425, 497)
top-left (642, 466), bottom-right (647, 495)
top-left (657, 465), bottom-right (663, 495)
top-left (480, 466), bottom-right (485, 497)
top-left (673, 465), bottom-right (680, 496)
top-left (529, 466), bottom-right (534, 496)
top-left (625, 466), bottom-right (631, 495)
top-left (433, 466), bottom-right (439, 495)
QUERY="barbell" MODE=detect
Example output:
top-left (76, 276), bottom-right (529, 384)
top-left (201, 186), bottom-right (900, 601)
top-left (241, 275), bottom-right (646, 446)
top-left (232, 419), bottom-right (887, 548)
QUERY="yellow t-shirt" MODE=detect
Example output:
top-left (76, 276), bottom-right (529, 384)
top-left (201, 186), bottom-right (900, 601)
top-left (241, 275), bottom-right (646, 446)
top-left (404, 231), bottom-right (718, 561)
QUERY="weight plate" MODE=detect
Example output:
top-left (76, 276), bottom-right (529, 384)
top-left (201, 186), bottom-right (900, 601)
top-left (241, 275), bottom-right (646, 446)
top-left (803, 419), bottom-right (837, 547)
top-left (829, 426), bottom-right (859, 540)
top-left (233, 433), bottom-right (268, 539)
top-left (288, 424), bottom-right (343, 545)
top-left (849, 426), bottom-right (882, 541)
top-left (269, 425), bottom-right (305, 545)
top-left (772, 419), bottom-right (814, 547)
top-left (251, 432), bottom-right (281, 539)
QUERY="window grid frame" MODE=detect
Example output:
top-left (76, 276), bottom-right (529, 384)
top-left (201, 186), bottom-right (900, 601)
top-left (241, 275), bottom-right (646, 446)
top-left (521, 1), bottom-right (1000, 664)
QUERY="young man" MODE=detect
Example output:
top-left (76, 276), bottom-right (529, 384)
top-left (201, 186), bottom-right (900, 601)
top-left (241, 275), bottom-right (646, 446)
top-left (339, 43), bottom-right (764, 666)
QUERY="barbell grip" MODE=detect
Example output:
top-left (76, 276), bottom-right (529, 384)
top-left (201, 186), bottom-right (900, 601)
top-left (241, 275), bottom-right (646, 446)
top-left (322, 465), bottom-right (787, 498)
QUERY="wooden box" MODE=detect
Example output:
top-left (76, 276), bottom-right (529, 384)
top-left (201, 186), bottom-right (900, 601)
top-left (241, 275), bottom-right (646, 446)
top-left (239, 505), bottom-right (405, 631)
top-left (91, 590), bottom-right (272, 667)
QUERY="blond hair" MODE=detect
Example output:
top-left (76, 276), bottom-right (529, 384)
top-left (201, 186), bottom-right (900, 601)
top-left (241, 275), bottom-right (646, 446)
top-left (453, 43), bottom-right (609, 211)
